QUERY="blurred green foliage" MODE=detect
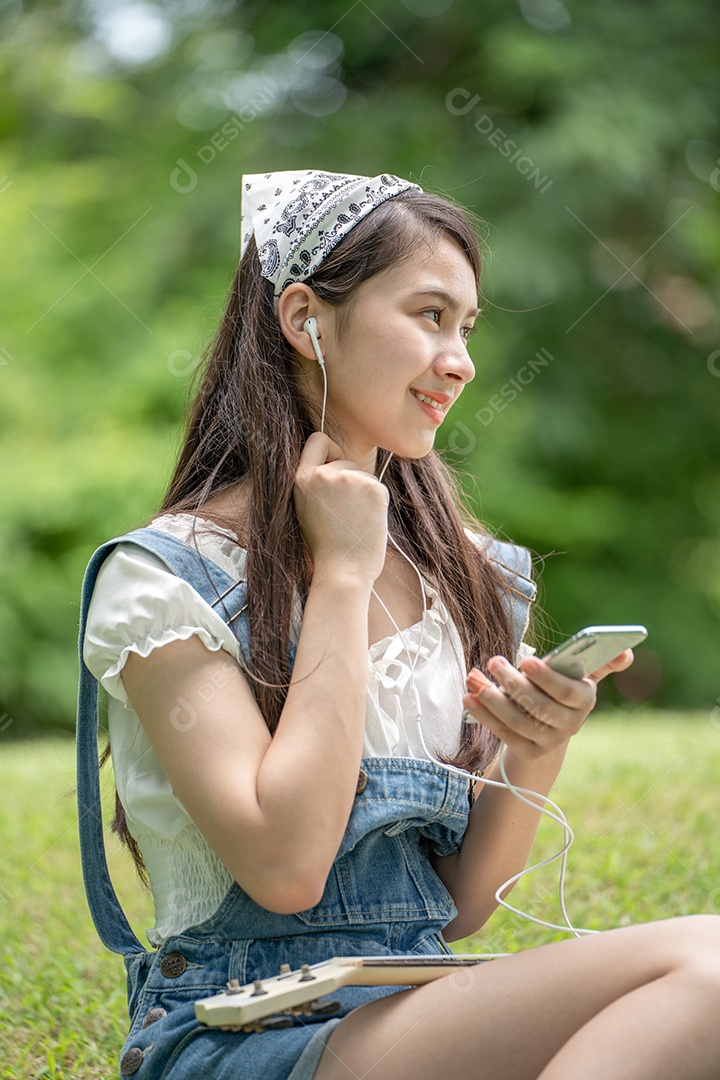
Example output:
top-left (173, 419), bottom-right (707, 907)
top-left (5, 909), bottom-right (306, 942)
top-left (1, 0), bottom-right (719, 732)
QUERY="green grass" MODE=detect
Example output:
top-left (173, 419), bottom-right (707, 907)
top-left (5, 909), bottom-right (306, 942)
top-left (459, 709), bottom-right (720, 953)
top-left (1, 712), bottom-right (719, 1077)
top-left (0, 740), bottom-right (153, 1079)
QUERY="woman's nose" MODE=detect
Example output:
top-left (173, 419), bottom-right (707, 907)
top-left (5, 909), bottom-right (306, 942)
top-left (435, 347), bottom-right (475, 384)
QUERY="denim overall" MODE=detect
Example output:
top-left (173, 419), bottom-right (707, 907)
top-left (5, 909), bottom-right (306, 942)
top-left (76, 528), bottom-right (535, 1079)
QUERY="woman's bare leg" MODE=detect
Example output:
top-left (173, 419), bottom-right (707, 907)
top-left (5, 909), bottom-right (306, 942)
top-left (312, 915), bottom-right (720, 1080)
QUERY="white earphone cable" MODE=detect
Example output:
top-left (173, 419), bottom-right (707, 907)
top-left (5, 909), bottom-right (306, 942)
top-left (309, 321), bottom-right (596, 940)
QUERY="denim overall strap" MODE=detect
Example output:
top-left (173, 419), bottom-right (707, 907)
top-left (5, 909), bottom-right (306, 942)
top-left (485, 537), bottom-right (536, 649)
top-left (75, 528), bottom-right (249, 957)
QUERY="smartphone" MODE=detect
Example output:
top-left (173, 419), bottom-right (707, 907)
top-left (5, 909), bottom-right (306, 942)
top-left (542, 625), bottom-right (648, 679)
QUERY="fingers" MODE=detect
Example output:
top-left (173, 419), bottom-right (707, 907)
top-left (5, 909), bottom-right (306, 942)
top-left (293, 434), bottom-right (389, 584)
top-left (516, 656), bottom-right (598, 707)
top-left (298, 431), bottom-right (342, 466)
top-left (297, 431), bottom-right (361, 471)
top-left (588, 648), bottom-right (635, 682)
top-left (463, 656), bottom-right (597, 758)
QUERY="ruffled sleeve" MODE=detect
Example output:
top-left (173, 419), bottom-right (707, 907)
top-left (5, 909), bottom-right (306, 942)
top-left (83, 542), bottom-right (246, 710)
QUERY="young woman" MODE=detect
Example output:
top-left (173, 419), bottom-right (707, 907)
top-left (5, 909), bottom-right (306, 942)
top-left (78, 170), bottom-right (720, 1080)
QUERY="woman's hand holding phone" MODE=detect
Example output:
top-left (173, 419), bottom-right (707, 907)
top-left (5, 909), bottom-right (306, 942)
top-left (462, 627), bottom-right (642, 764)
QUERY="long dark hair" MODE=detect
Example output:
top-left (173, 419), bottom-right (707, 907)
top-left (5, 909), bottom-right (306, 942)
top-left (114, 188), bottom-right (534, 878)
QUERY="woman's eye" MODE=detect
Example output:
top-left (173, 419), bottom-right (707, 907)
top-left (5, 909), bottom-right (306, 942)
top-left (423, 310), bottom-right (476, 343)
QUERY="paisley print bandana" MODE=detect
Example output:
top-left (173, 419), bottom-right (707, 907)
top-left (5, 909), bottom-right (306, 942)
top-left (240, 169), bottom-right (420, 309)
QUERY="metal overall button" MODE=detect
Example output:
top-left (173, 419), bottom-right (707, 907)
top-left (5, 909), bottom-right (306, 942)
top-left (142, 1006), bottom-right (167, 1028)
top-left (120, 1046), bottom-right (144, 1075)
top-left (355, 768), bottom-right (368, 795)
top-left (160, 951), bottom-right (187, 978)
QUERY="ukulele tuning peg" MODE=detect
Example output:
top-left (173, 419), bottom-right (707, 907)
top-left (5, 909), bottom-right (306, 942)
top-left (225, 979), bottom-right (243, 995)
top-left (251, 979), bottom-right (268, 997)
top-left (279, 963), bottom-right (291, 975)
top-left (307, 998), bottom-right (342, 1017)
top-left (299, 964), bottom-right (316, 982)
top-left (260, 1015), bottom-right (295, 1031)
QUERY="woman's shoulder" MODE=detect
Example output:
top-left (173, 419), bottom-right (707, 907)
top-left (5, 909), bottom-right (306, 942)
top-left (86, 502), bottom-right (250, 634)
top-left (148, 512), bottom-right (247, 565)
top-left (83, 510), bottom-right (250, 695)
top-left (141, 479), bottom-right (253, 576)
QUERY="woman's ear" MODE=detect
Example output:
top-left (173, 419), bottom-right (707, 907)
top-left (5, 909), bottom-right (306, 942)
top-left (277, 284), bottom-right (327, 362)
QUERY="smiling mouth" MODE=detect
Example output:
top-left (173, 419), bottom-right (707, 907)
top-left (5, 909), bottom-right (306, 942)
top-left (410, 389), bottom-right (448, 411)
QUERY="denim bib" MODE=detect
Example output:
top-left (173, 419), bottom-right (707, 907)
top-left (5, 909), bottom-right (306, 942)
top-left (76, 528), bottom-right (535, 1078)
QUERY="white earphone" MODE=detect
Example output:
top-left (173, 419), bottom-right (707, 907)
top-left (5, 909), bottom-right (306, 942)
top-left (303, 317), bottom-right (328, 433)
top-left (303, 317), bottom-right (325, 371)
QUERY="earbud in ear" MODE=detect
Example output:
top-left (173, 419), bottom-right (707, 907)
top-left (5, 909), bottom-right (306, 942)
top-left (303, 317), bottom-right (326, 371)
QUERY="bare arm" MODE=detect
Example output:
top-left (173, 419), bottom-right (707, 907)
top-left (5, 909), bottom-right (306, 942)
top-left (120, 433), bottom-right (389, 915)
top-left (433, 650), bottom-right (634, 942)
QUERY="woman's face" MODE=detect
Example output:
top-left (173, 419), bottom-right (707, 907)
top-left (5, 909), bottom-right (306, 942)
top-left (318, 234), bottom-right (478, 471)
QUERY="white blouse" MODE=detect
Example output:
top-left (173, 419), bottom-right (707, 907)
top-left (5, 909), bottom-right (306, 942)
top-left (83, 512), bottom-right (532, 944)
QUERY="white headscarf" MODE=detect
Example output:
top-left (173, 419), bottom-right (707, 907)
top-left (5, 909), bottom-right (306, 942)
top-left (240, 169), bottom-right (420, 309)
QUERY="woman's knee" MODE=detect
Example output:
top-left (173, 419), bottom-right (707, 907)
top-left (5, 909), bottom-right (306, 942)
top-left (646, 913), bottom-right (720, 983)
top-left (672, 914), bottom-right (720, 976)
top-left (670, 913), bottom-right (720, 951)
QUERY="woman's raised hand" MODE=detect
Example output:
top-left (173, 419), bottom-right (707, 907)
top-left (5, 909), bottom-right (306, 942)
top-left (462, 649), bottom-right (635, 762)
top-left (293, 432), bottom-right (389, 585)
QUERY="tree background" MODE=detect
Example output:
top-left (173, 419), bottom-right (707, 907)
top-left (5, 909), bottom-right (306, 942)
top-left (1, 0), bottom-right (719, 734)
